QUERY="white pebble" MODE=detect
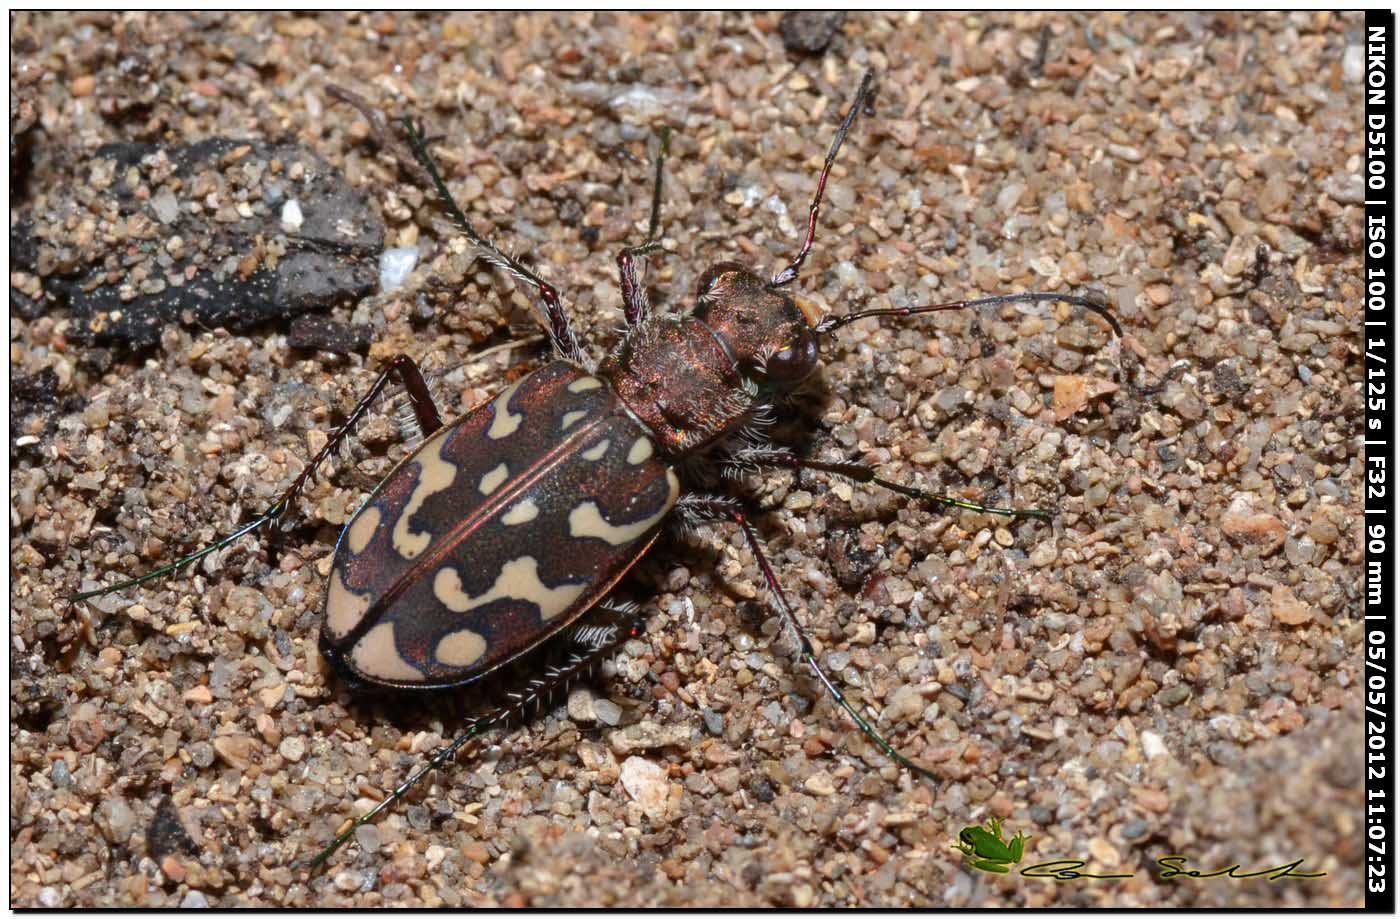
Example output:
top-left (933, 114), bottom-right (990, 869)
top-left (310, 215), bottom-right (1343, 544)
top-left (619, 755), bottom-right (671, 821)
top-left (379, 247), bottom-right (419, 293)
top-left (280, 199), bottom-right (304, 233)
top-left (1344, 44), bottom-right (1364, 84)
top-left (1141, 730), bottom-right (1169, 760)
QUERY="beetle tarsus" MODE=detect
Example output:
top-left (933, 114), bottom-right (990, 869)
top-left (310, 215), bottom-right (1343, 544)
top-left (727, 449), bottom-right (1054, 520)
top-left (678, 495), bottom-right (939, 783)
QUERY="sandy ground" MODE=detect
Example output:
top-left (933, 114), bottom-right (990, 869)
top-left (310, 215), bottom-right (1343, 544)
top-left (10, 11), bottom-right (1364, 907)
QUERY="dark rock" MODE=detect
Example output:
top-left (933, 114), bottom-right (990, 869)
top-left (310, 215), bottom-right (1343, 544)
top-left (288, 315), bottom-right (373, 355)
top-left (778, 12), bottom-right (846, 55)
top-left (23, 138), bottom-right (383, 351)
top-left (146, 794), bottom-right (199, 859)
top-left (11, 367), bottom-right (61, 449)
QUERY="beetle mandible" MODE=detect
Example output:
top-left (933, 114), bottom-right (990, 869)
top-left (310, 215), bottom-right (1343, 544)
top-left (75, 71), bottom-right (1120, 868)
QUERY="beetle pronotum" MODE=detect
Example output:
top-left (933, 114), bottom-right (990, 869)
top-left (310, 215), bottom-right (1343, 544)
top-left (74, 71), bottom-right (1120, 870)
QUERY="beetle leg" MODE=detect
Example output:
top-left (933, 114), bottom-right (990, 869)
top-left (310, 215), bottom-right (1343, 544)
top-left (328, 86), bottom-right (587, 363)
top-left (305, 603), bottom-right (641, 872)
top-left (617, 127), bottom-right (670, 328)
top-left (72, 355), bottom-right (442, 601)
top-left (677, 494), bottom-right (938, 783)
top-left (725, 448), bottom-right (1054, 520)
top-left (399, 115), bottom-right (585, 363)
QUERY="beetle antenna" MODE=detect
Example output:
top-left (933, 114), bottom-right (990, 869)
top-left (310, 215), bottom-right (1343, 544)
top-left (814, 290), bottom-right (1122, 339)
top-left (769, 70), bottom-right (876, 289)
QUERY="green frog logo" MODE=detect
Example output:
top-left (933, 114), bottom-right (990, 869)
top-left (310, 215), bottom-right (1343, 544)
top-left (954, 817), bottom-right (1029, 874)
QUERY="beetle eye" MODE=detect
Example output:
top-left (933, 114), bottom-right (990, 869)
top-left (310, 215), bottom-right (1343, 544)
top-left (763, 329), bottom-right (819, 386)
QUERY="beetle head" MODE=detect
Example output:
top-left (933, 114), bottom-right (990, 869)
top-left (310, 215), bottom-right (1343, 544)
top-left (691, 261), bottom-right (821, 389)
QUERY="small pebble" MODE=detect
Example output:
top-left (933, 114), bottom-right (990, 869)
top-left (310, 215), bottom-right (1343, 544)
top-left (277, 736), bottom-right (305, 763)
top-left (280, 199), bottom-right (304, 232)
top-left (567, 686), bottom-right (596, 722)
top-left (378, 246), bottom-right (419, 293)
top-left (778, 11), bottom-right (845, 54)
top-left (333, 870), bottom-right (365, 892)
top-left (354, 824), bottom-right (381, 854)
top-left (593, 699), bottom-right (622, 727)
top-left (619, 756), bottom-right (672, 822)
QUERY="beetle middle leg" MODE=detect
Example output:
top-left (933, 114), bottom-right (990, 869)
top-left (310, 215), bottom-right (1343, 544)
top-left (726, 448), bottom-right (1052, 520)
top-left (73, 354), bottom-right (443, 601)
top-left (617, 127), bottom-right (671, 328)
top-left (678, 494), bottom-right (938, 782)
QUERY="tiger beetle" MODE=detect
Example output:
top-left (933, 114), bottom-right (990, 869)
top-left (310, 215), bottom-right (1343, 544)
top-left (73, 70), bottom-right (1121, 871)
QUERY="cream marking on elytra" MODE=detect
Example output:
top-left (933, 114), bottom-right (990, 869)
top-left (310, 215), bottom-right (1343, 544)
top-left (435, 627), bottom-right (488, 668)
top-left (346, 504), bottom-right (382, 555)
top-left (324, 569), bottom-right (372, 639)
top-left (392, 433), bottom-right (458, 560)
top-left (479, 462), bottom-right (509, 496)
top-left (351, 622), bottom-right (425, 682)
top-left (568, 469), bottom-right (680, 546)
top-left (580, 439), bottom-right (610, 462)
top-left (501, 498), bottom-right (539, 526)
top-left (486, 381), bottom-right (524, 440)
top-left (567, 376), bottom-right (602, 393)
top-left (626, 436), bottom-right (654, 465)
top-left (434, 558), bottom-right (586, 622)
top-left (560, 410), bottom-right (587, 431)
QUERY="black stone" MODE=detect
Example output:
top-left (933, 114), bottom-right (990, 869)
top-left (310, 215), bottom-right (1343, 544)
top-left (25, 139), bottom-right (384, 351)
top-left (778, 12), bottom-right (846, 56)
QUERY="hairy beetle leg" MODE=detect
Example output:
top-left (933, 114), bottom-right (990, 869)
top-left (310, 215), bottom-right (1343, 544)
top-left (330, 84), bottom-right (587, 364)
top-left (398, 114), bottom-right (585, 364)
top-left (679, 494), bottom-right (939, 783)
top-left (73, 354), bottom-right (442, 602)
top-left (305, 603), bottom-right (642, 872)
top-left (618, 126), bottom-right (671, 328)
top-left (729, 449), bottom-right (1053, 520)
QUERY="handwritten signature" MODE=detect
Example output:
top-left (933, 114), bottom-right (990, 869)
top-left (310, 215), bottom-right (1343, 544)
top-left (1014, 856), bottom-right (1325, 882)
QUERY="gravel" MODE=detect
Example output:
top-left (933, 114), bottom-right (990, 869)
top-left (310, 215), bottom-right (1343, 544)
top-left (11, 11), bottom-right (1362, 908)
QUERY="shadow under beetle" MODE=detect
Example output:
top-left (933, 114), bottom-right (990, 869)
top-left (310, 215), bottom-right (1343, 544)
top-left (74, 71), bottom-right (1121, 870)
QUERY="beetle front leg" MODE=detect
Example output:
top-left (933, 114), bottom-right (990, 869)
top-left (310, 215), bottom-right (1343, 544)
top-left (72, 355), bottom-right (443, 601)
top-left (617, 127), bottom-right (670, 328)
top-left (395, 113), bottom-right (585, 363)
top-left (328, 86), bottom-right (587, 363)
top-left (677, 494), bottom-right (938, 783)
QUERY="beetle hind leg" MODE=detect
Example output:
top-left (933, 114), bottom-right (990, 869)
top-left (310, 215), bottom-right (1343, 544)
top-left (305, 602), bottom-right (642, 872)
top-left (679, 494), bottom-right (939, 784)
top-left (73, 355), bottom-right (443, 602)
